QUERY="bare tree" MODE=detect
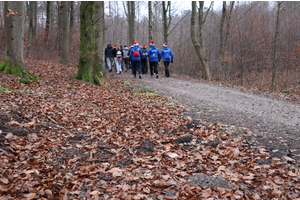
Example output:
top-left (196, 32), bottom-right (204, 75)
top-left (27, 1), bottom-right (34, 58)
top-left (190, 1), bottom-right (212, 80)
top-left (128, 1), bottom-right (135, 45)
top-left (162, 1), bottom-right (171, 44)
top-left (95, 1), bottom-right (106, 81)
top-left (217, 1), bottom-right (235, 81)
top-left (60, 1), bottom-right (69, 64)
top-left (271, 1), bottom-right (283, 90)
top-left (148, 1), bottom-right (153, 45)
top-left (44, 1), bottom-right (51, 43)
top-left (69, 1), bottom-right (74, 46)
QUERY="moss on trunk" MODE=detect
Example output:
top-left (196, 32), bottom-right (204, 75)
top-left (0, 59), bottom-right (40, 82)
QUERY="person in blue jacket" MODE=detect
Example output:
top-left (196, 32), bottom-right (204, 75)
top-left (129, 42), bottom-right (143, 79)
top-left (159, 43), bottom-right (174, 77)
top-left (147, 40), bottom-right (161, 78)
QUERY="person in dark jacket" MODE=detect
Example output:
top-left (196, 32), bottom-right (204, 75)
top-left (141, 45), bottom-right (148, 74)
top-left (159, 43), bottom-right (174, 77)
top-left (105, 44), bottom-right (114, 72)
top-left (147, 40), bottom-right (160, 78)
top-left (129, 42), bottom-right (143, 79)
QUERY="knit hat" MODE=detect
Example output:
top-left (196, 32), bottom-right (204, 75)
top-left (150, 40), bottom-right (155, 46)
top-left (130, 45), bottom-right (134, 48)
top-left (114, 45), bottom-right (116, 48)
top-left (163, 43), bottom-right (167, 47)
top-left (134, 42), bottom-right (138, 46)
top-left (143, 44), bottom-right (146, 47)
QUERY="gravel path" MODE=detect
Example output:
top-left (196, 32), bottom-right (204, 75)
top-left (115, 72), bottom-right (300, 162)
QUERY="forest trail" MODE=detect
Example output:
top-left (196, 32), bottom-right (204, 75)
top-left (114, 71), bottom-right (300, 162)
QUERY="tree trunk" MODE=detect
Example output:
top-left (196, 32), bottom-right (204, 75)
top-left (2, 2), bottom-right (8, 59)
top-left (44, 1), bottom-right (51, 43)
top-left (190, 1), bottom-right (211, 80)
top-left (33, 1), bottom-right (37, 38)
top-left (162, 1), bottom-right (171, 44)
top-left (69, 1), bottom-right (74, 46)
top-left (271, 2), bottom-right (283, 90)
top-left (75, 1), bottom-right (96, 84)
top-left (0, 2), bottom-right (38, 81)
top-left (57, 1), bottom-right (63, 54)
top-left (148, 1), bottom-right (153, 45)
top-left (128, 1), bottom-right (135, 45)
top-left (217, 1), bottom-right (226, 81)
top-left (60, 1), bottom-right (69, 65)
top-left (27, 1), bottom-right (34, 58)
top-left (94, 1), bottom-right (106, 82)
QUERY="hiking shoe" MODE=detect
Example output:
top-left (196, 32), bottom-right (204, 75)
top-left (151, 75), bottom-right (153, 78)
top-left (109, 69), bottom-right (112, 72)
top-left (156, 74), bottom-right (159, 79)
top-left (133, 76), bottom-right (136, 78)
top-left (139, 74), bottom-right (142, 79)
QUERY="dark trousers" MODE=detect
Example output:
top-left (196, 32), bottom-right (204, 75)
top-left (149, 62), bottom-right (158, 76)
top-left (141, 58), bottom-right (148, 74)
top-left (132, 61), bottom-right (141, 77)
top-left (124, 58), bottom-right (129, 70)
top-left (164, 61), bottom-right (170, 77)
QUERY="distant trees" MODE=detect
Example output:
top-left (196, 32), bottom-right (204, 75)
top-left (0, 1), bottom-right (299, 93)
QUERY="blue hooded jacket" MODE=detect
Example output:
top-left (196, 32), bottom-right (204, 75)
top-left (160, 47), bottom-right (174, 62)
top-left (129, 46), bottom-right (143, 61)
top-left (147, 45), bottom-right (160, 62)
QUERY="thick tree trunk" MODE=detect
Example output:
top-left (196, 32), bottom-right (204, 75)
top-left (44, 1), bottom-right (51, 43)
top-left (75, 1), bottom-right (96, 84)
top-left (0, 2), bottom-right (38, 81)
top-left (190, 1), bottom-right (211, 80)
top-left (60, 1), bottom-right (69, 65)
top-left (271, 2), bottom-right (283, 90)
top-left (94, 1), bottom-right (106, 82)
top-left (148, 1), bottom-right (153, 45)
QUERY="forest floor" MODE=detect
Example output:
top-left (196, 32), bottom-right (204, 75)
top-left (0, 60), bottom-right (299, 199)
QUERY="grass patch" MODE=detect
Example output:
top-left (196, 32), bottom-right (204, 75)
top-left (20, 79), bottom-right (30, 84)
top-left (123, 80), bottom-right (131, 87)
top-left (282, 88), bottom-right (291, 94)
top-left (0, 86), bottom-right (9, 92)
top-left (135, 87), bottom-right (154, 94)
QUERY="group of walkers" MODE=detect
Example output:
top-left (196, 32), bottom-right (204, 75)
top-left (105, 40), bottom-right (174, 79)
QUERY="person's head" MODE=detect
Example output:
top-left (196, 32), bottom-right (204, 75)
top-left (130, 45), bottom-right (134, 48)
top-left (113, 45), bottom-right (116, 49)
top-left (143, 45), bottom-right (146, 48)
top-left (150, 40), bottom-right (155, 46)
top-left (134, 42), bottom-right (139, 47)
top-left (163, 43), bottom-right (167, 47)
top-left (107, 44), bottom-right (112, 48)
top-left (116, 43), bottom-right (120, 50)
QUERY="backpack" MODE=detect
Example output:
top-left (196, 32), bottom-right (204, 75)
top-left (142, 49), bottom-right (147, 59)
top-left (133, 49), bottom-right (140, 57)
top-left (117, 50), bottom-right (122, 58)
top-left (164, 51), bottom-right (171, 59)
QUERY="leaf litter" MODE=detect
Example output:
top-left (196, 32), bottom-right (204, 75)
top-left (0, 60), bottom-right (299, 199)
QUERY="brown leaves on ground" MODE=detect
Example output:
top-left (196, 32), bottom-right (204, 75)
top-left (0, 59), bottom-right (299, 199)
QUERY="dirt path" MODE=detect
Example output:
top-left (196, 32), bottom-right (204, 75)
top-left (113, 71), bottom-right (300, 163)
